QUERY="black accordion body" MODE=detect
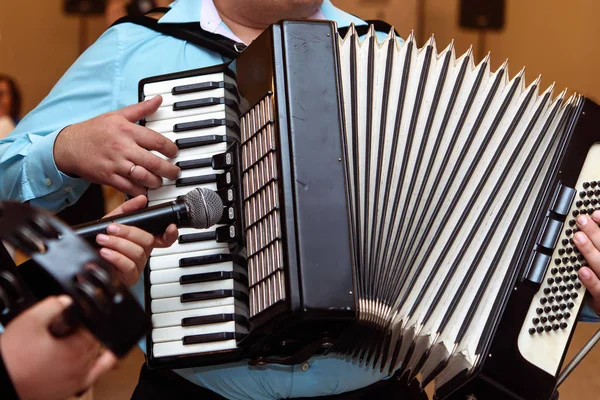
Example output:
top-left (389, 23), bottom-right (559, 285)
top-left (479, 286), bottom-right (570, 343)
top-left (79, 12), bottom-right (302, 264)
top-left (139, 20), bottom-right (600, 400)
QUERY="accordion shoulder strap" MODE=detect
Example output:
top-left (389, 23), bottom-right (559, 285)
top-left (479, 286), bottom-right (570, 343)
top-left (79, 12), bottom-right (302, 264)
top-left (111, 7), bottom-right (243, 59)
top-left (111, 7), bottom-right (397, 60)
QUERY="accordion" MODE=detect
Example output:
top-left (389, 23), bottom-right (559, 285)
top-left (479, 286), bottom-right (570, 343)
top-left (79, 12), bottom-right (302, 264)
top-left (139, 20), bottom-right (600, 400)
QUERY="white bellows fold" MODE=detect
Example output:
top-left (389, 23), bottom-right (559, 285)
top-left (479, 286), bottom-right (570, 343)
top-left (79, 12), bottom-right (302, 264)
top-left (336, 24), bottom-right (574, 392)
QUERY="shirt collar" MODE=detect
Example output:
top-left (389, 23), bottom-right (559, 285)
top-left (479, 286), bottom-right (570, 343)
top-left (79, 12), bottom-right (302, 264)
top-left (158, 0), bottom-right (202, 24)
top-left (158, 0), bottom-right (366, 28)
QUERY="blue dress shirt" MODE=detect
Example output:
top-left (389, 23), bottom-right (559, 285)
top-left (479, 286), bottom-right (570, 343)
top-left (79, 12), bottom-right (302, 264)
top-left (0, 1), bottom-right (408, 399)
top-left (0, 1), bottom-right (597, 399)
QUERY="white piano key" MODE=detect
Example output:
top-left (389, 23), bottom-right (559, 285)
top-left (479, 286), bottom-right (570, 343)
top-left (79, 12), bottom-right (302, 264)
top-left (151, 295), bottom-right (236, 314)
top-left (153, 338), bottom-right (238, 358)
top-left (150, 263), bottom-right (247, 285)
top-left (145, 110), bottom-right (238, 134)
top-left (146, 88), bottom-right (238, 108)
top-left (151, 226), bottom-right (229, 257)
top-left (151, 302), bottom-right (249, 328)
top-left (146, 92), bottom-right (239, 122)
top-left (148, 181), bottom-right (218, 203)
top-left (143, 73), bottom-right (236, 96)
top-left (152, 321), bottom-right (248, 343)
top-left (149, 248), bottom-right (233, 271)
top-left (151, 279), bottom-right (246, 300)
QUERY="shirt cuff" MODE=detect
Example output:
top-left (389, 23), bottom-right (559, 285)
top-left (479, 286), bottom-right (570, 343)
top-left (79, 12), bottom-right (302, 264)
top-left (23, 128), bottom-right (88, 212)
top-left (579, 303), bottom-right (600, 323)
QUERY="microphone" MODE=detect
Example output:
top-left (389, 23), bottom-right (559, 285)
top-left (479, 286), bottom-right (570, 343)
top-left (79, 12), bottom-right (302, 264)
top-left (73, 188), bottom-right (224, 239)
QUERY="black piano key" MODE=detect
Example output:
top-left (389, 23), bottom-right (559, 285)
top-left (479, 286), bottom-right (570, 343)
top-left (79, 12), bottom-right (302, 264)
top-left (215, 225), bottom-right (238, 242)
top-left (216, 187), bottom-right (235, 204)
top-left (181, 289), bottom-right (248, 303)
top-left (178, 253), bottom-right (246, 268)
top-left (179, 253), bottom-right (232, 268)
top-left (178, 231), bottom-right (218, 244)
top-left (176, 157), bottom-right (212, 170)
top-left (174, 118), bottom-right (239, 133)
top-left (180, 271), bottom-right (248, 285)
top-left (176, 174), bottom-right (218, 187)
top-left (216, 172), bottom-right (232, 188)
top-left (219, 206), bottom-right (236, 224)
top-left (173, 97), bottom-right (239, 113)
top-left (183, 332), bottom-right (246, 345)
top-left (212, 151), bottom-right (234, 169)
top-left (172, 81), bottom-right (236, 95)
top-left (176, 135), bottom-right (230, 150)
top-left (181, 313), bottom-right (248, 328)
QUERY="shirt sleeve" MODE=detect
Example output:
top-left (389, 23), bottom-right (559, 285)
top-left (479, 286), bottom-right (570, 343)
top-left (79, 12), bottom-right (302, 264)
top-left (579, 302), bottom-right (600, 323)
top-left (0, 26), bottom-right (124, 214)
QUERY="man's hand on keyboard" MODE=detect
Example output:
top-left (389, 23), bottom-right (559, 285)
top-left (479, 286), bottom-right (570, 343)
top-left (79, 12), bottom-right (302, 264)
top-left (574, 211), bottom-right (600, 314)
top-left (96, 195), bottom-right (178, 286)
top-left (53, 95), bottom-right (181, 197)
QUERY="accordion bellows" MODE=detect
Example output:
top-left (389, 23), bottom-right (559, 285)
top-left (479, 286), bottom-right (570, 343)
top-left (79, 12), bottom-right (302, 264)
top-left (336, 25), bottom-right (570, 386)
top-left (141, 20), bottom-right (600, 400)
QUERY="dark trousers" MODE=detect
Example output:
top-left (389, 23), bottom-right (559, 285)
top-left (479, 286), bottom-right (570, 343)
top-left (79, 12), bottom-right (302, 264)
top-left (131, 364), bottom-right (429, 400)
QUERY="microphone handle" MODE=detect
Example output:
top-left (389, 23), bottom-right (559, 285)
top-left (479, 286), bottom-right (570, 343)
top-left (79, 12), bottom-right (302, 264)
top-left (73, 200), bottom-right (190, 239)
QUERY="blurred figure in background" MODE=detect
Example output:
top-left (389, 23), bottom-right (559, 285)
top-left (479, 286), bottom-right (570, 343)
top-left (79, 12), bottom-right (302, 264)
top-left (0, 75), bottom-right (22, 138)
top-left (0, 75), bottom-right (22, 259)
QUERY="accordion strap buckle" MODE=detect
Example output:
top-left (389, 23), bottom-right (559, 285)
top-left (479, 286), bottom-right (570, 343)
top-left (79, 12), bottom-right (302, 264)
top-left (234, 43), bottom-right (247, 53)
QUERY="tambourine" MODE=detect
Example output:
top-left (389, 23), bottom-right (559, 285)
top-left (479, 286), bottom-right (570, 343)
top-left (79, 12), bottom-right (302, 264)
top-left (0, 201), bottom-right (149, 358)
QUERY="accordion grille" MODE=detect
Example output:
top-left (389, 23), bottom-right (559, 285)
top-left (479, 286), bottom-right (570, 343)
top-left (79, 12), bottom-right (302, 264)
top-left (240, 93), bottom-right (286, 318)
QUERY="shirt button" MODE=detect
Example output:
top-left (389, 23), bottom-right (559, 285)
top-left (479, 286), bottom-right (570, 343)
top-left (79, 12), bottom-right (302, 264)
top-left (301, 362), bottom-right (309, 372)
top-left (44, 178), bottom-right (52, 186)
top-left (64, 186), bottom-right (72, 192)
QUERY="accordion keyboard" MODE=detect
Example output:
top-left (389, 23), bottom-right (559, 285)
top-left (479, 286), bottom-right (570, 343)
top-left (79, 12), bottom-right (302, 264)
top-left (143, 72), bottom-right (249, 359)
top-left (518, 142), bottom-right (600, 375)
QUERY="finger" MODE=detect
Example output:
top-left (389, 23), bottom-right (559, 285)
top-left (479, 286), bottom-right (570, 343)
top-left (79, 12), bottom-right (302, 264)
top-left (101, 223), bottom-right (155, 257)
top-left (99, 247), bottom-right (139, 286)
top-left (116, 95), bottom-right (162, 122)
top-left (153, 224), bottom-right (179, 248)
top-left (130, 148), bottom-right (180, 181)
top-left (97, 232), bottom-right (149, 268)
top-left (107, 174), bottom-right (147, 198)
top-left (105, 195), bottom-right (148, 217)
top-left (83, 350), bottom-right (118, 389)
top-left (27, 295), bottom-right (73, 325)
top-left (573, 231), bottom-right (600, 272)
top-left (128, 164), bottom-right (163, 189)
top-left (576, 214), bottom-right (600, 251)
top-left (593, 210), bottom-right (600, 225)
top-left (579, 267), bottom-right (600, 313)
top-left (128, 124), bottom-right (179, 158)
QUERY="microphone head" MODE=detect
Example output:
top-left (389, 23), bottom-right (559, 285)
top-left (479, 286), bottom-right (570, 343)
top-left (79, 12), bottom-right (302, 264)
top-left (182, 188), bottom-right (224, 229)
